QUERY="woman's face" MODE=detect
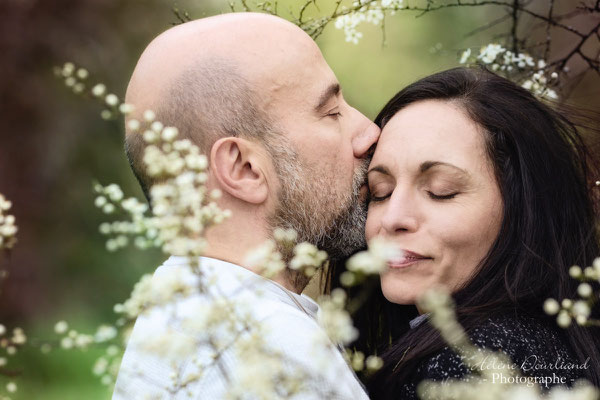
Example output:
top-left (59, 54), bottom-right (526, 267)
top-left (365, 99), bottom-right (503, 306)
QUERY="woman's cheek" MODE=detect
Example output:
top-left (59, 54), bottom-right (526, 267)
top-left (365, 207), bottom-right (381, 240)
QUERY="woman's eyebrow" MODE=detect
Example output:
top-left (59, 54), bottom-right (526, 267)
top-left (367, 165), bottom-right (392, 176)
top-left (368, 162), bottom-right (471, 180)
top-left (420, 161), bottom-right (470, 177)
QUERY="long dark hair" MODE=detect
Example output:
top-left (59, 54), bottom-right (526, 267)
top-left (343, 67), bottom-right (600, 395)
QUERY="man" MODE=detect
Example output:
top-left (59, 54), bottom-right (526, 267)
top-left (114, 12), bottom-right (379, 399)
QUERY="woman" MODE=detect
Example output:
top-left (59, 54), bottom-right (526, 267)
top-left (353, 67), bottom-right (600, 398)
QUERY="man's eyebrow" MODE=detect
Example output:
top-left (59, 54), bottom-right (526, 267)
top-left (420, 161), bottom-right (469, 176)
top-left (315, 83), bottom-right (341, 112)
top-left (367, 165), bottom-right (392, 176)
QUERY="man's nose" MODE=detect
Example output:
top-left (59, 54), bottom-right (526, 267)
top-left (352, 111), bottom-right (381, 159)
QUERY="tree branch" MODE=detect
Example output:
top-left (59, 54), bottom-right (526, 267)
top-left (544, 0), bottom-right (555, 61)
top-left (510, 0), bottom-right (519, 53)
top-left (463, 13), bottom-right (511, 38)
top-left (551, 21), bottom-right (600, 75)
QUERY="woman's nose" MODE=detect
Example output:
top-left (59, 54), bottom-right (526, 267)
top-left (380, 192), bottom-right (419, 234)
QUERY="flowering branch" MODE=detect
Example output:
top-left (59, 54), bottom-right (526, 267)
top-left (0, 194), bottom-right (17, 252)
top-left (171, 5), bottom-right (192, 25)
top-left (228, 0), bottom-right (598, 100)
top-left (418, 288), bottom-right (600, 400)
top-left (544, 261), bottom-right (600, 328)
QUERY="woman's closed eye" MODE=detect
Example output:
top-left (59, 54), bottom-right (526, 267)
top-left (427, 191), bottom-right (459, 200)
top-left (368, 190), bottom-right (391, 203)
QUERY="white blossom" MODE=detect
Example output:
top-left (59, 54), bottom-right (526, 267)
top-left (273, 227), bottom-right (297, 243)
top-left (289, 242), bottom-right (328, 276)
top-left (119, 103), bottom-right (134, 115)
top-left (54, 320), bottom-right (68, 334)
top-left (93, 357), bottom-right (109, 376)
top-left (543, 298), bottom-right (560, 315)
top-left (0, 193), bottom-right (18, 250)
top-left (317, 289), bottom-right (358, 346)
top-left (61, 336), bottom-right (74, 349)
top-left (244, 239), bottom-right (285, 278)
top-left (143, 109), bottom-right (156, 122)
top-left (105, 94), bottom-right (119, 107)
top-left (6, 382), bottom-right (17, 393)
top-left (94, 325), bottom-right (118, 342)
top-left (73, 82), bottom-right (85, 94)
top-left (76, 68), bottom-right (89, 80)
top-left (11, 328), bottom-right (26, 345)
top-left (91, 84), bottom-right (106, 97)
top-left (346, 237), bottom-right (401, 275)
top-left (62, 62), bottom-right (75, 77)
top-left (572, 301), bottom-right (591, 318)
top-left (557, 310), bottom-right (571, 328)
top-left (127, 118), bottom-right (140, 131)
top-left (578, 283), bottom-right (593, 298)
top-left (161, 126), bottom-right (179, 142)
top-left (149, 122), bottom-right (163, 135)
top-left (366, 355), bottom-right (383, 370)
top-left (477, 43), bottom-right (506, 64)
top-left (381, 0), bottom-right (403, 7)
top-left (569, 265), bottom-right (582, 278)
top-left (459, 48), bottom-right (471, 64)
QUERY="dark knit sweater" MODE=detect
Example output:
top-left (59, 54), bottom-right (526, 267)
top-left (396, 314), bottom-right (588, 399)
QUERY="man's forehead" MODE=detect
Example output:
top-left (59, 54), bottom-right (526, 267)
top-left (256, 64), bottom-right (339, 112)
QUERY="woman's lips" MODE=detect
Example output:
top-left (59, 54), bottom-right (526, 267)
top-left (387, 250), bottom-right (432, 269)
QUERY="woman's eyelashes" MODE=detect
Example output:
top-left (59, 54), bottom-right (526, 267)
top-left (369, 192), bottom-right (390, 203)
top-left (367, 188), bottom-right (459, 203)
top-left (427, 191), bottom-right (459, 200)
top-left (367, 182), bottom-right (392, 203)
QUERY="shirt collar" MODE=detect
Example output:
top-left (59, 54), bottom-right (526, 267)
top-left (160, 256), bottom-right (319, 319)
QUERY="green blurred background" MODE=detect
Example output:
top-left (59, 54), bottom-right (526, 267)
top-left (0, 0), bottom-right (598, 398)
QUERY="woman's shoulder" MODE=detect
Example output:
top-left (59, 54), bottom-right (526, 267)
top-left (468, 313), bottom-right (567, 353)
top-left (416, 314), bottom-right (584, 386)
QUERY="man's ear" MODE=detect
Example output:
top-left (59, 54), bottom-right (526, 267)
top-left (210, 137), bottom-right (269, 204)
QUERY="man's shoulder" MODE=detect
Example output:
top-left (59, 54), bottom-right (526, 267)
top-left (114, 257), bottom-right (369, 399)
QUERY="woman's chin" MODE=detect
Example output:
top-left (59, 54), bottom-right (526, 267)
top-left (381, 286), bottom-right (418, 306)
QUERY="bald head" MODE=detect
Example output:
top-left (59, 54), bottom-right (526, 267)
top-left (124, 13), bottom-right (321, 200)
top-left (125, 13), bottom-right (318, 112)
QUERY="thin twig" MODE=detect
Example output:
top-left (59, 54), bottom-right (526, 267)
top-left (544, 0), bottom-right (555, 61)
top-left (551, 21), bottom-right (600, 74)
top-left (299, 0), bottom-right (317, 25)
top-left (171, 5), bottom-right (192, 26)
top-left (511, 0), bottom-right (519, 53)
top-left (381, 13), bottom-right (387, 47)
top-left (463, 13), bottom-right (511, 38)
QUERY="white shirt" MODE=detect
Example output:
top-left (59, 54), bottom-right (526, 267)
top-left (113, 256), bottom-right (369, 399)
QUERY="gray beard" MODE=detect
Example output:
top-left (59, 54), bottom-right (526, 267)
top-left (268, 145), bottom-right (369, 261)
top-left (265, 139), bottom-right (369, 291)
top-left (312, 161), bottom-right (368, 261)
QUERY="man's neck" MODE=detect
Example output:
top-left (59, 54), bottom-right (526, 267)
top-left (201, 247), bottom-right (305, 295)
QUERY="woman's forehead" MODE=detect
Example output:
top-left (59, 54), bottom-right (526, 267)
top-left (374, 101), bottom-right (487, 170)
